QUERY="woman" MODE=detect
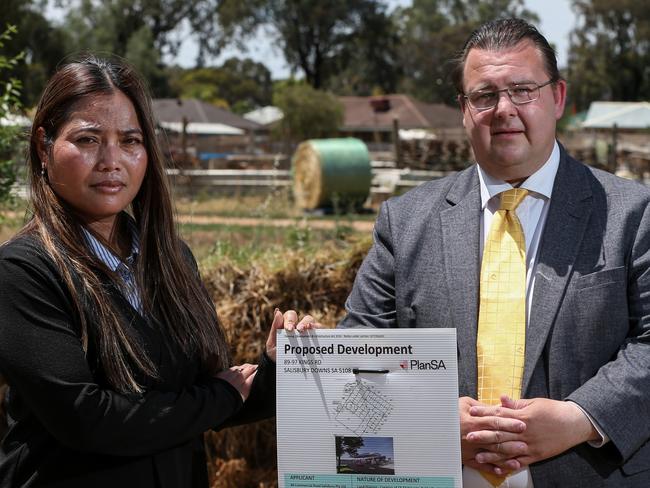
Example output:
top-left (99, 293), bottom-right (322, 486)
top-left (0, 55), bottom-right (313, 487)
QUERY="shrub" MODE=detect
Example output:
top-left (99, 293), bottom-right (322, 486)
top-left (202, 235), bottom-right (371, 487)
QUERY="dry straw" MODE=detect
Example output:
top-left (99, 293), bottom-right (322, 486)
top-left (292, 138), bottom-right (372, 210)
top-left (201, 236), bottom-right (371, 487)
top-left (292, 142), bottom-right (323, 210)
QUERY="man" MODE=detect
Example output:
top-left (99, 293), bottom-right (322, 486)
top-left (338, 18), bottom-right (650, 487)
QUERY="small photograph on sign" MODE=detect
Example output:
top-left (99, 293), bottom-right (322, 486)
top-left (335, 436), bottom-right (395, 475)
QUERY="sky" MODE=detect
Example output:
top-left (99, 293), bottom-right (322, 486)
top-left (165, 0), bottom-right (577, 78)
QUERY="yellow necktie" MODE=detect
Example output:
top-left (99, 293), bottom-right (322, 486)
top-left (476, 188), bottom-right (528, 487)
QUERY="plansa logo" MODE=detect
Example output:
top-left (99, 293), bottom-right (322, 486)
top-left (399, 359), bottom-right (447, 371)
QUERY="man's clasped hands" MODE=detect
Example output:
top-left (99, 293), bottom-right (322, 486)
top-left (461, 395), bottom-right (600, 476)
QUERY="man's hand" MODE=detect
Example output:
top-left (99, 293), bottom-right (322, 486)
top-left (460, 396), bottom-right (527, 475)
top-left (265, 309), bottom-right (322, 362)
top-left (467, 396), bottom-right (599, 468)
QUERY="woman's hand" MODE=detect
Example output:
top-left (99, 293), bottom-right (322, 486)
top-left (216, 363), bottom-right (258, 401)
top-left (265, 309), bottom-right (322, 362)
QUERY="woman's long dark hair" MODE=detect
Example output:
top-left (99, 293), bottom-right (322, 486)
top-left (20, 55), bottom-right (230, 393)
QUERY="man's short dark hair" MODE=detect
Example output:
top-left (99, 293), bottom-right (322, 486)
top-left (451, 18), bottom-right (560, 95)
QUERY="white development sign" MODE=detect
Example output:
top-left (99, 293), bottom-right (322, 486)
top-left (276, 328), bottom-right (461, 488)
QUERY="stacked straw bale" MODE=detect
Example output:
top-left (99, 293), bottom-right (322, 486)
top-left (202, 236), bottom-right (372, 487)
top-left (292, 138), bottom-right (372, 211)
top-left (292, 142), bottom-right (323, 210)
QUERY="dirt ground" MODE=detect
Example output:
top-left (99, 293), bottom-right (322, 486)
top-left (177, 214), bottom-right (375, 232)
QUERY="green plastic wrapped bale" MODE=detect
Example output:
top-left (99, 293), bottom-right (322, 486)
top-left (292, 138), bottom-right (372, 210)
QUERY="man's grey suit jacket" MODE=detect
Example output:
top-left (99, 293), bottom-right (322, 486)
top-left (339, 146), bottom-right (650, 487)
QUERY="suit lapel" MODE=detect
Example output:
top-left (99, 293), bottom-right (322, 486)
top-left (522, 150), bottom-right (593, 395)
top-left (440, 166), bottom-right (482, 397)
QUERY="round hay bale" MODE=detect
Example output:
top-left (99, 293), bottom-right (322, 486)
top-left (292, 138), bottom-right (371, 210)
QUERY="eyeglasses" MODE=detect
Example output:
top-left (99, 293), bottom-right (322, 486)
top-left (463, 79), bottom-right (555, 111)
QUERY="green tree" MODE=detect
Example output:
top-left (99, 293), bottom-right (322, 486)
top-left (395, 0), bottom-right (539, 105)
top-left (59, 0), bottom-right (228, 95)
top-left (440, 0), bottom-right (538, 24)
top-left (217, 0), bottom-right (400, 91)
top-left (335, 437), bottom-right (364, 469)
top-left (327, 1), bottom-right (402, 95)
top-left (60, 0), bottom-right (220, 58)
top-left (216, 57), bottom-right (273, 112)
top-left (171, 57), bottom-right (272, 113)
top-left (0, 0), bottom-right (67, 106)
top-left (173, 68), bottom-right (224, 105)
top-left (567, 0), bottom-right (650, 111)
top-left (124, 26), bottom-right (168, 95)
top-left (0, 25), bottom-right (25, 208)
top-left (272, 82), bottom-right (343, 143)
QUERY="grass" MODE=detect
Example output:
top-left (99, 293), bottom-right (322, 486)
top-left (180, 221), bottom-right (362, 268)
top-left (174, 189), bottom-right (377, 221)
top-left (0, 219), bottom-right (21, 244)
top-left (175, 190), bottom-right (302, 219)
top-left (175, 192), bottom-right (373, 266)
top-left (0, 198), bottom-right (28, 244)
top-left (0, 194), bottom-right (373, 267)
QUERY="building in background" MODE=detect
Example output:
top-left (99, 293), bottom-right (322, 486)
top-left (152, 98), bottom-right (264, 167)
top-left (338, 94), bottom-right (463, 150)
top-left (582, 101), bottom-right (650, 130)
top-left (337, 94), bottom-right (468, 170)
top-left (561, 101), bottom-right (650, 179)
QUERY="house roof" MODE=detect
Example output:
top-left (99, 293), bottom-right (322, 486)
top-left (582, 101), bottom-right (650, 129)
top-left (152, 98), bottom-right (262, 132)
top-left (159, 121), bottom-right (244, 135)
top-left (339, 94), bottom-right (462, 131)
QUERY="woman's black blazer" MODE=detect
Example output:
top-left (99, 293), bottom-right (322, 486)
top-left (0, 235), bottom-right (275, 487)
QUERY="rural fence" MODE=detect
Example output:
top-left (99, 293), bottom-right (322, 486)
top-left (165, 167), bottom-right (451, 198)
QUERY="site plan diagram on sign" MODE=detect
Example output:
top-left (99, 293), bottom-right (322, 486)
top-left (333, 379), bottom-right (393, 435)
